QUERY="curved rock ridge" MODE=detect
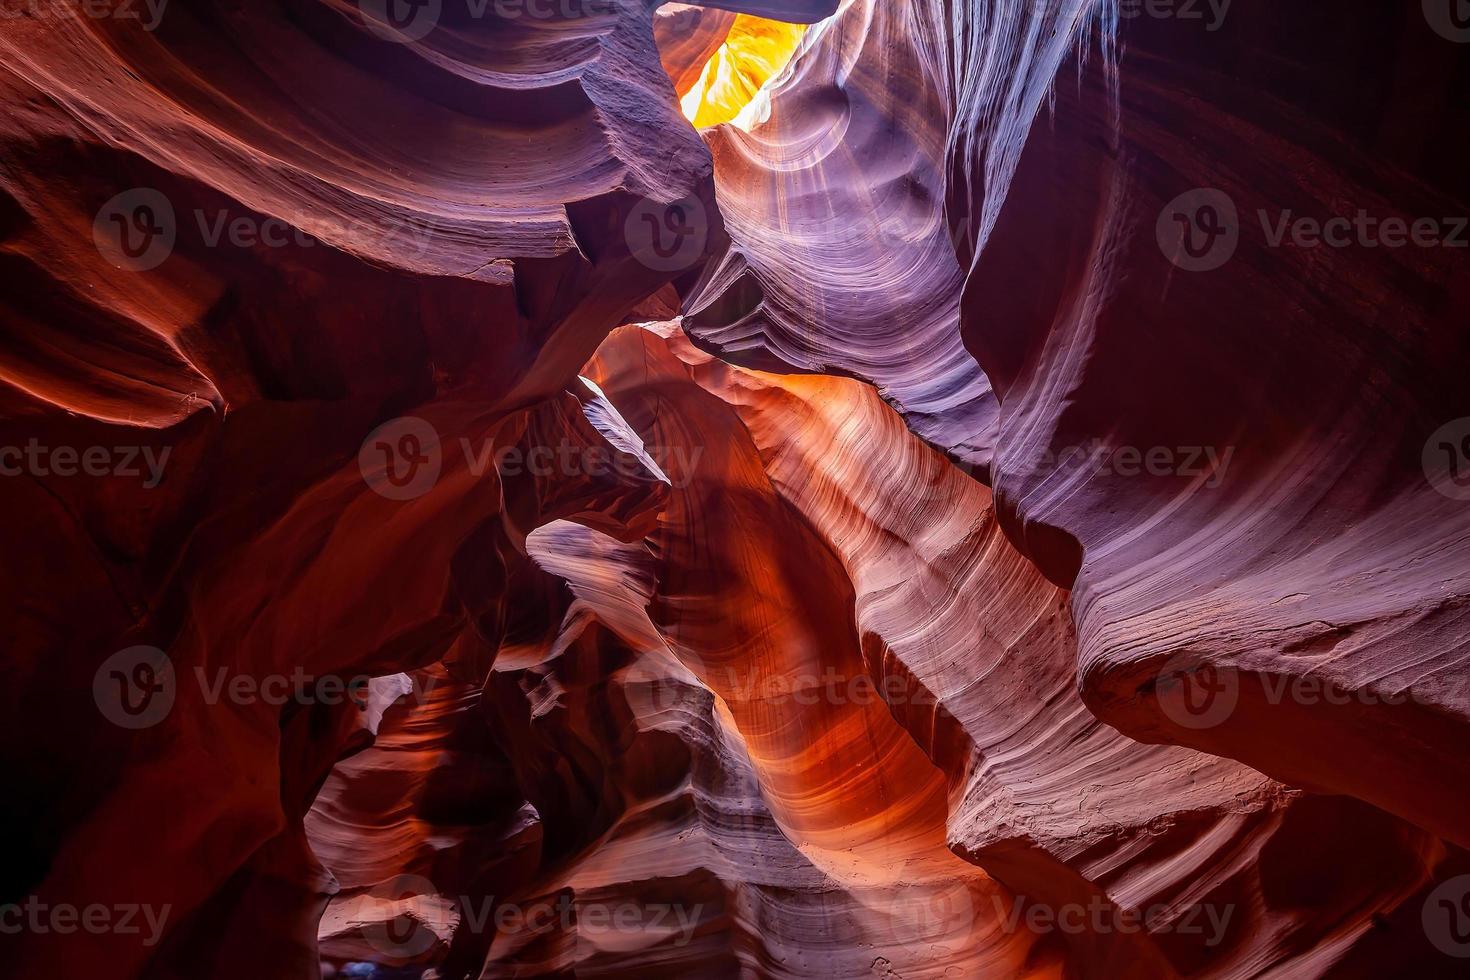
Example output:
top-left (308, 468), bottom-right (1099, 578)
top-left (307, 519), bottom-right (1057, 978)
top-left (674, 0), bottom-right (1000, 470)
top-left (935, 0), bottom-right (1470, 855)
top-left (580, 328), bottom-right (1055, 978)
top-left (667, 0), bottom-right (1470, 895)
top-left (577, 321), bottom-right (1466, 978)
top-left (4, 373), bottom-right (675, 977)
top-left (0, 2), bottom-right (720, 975)
top-left (0, 0), bottom-right (721, 421)
top-left (5, 0), bottom-right (1470, 977)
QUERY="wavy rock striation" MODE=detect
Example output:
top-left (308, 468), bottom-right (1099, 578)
top-left (580, 322), bottom-right (1464, 978)
top-left (671, 0), bottom-right (1470, 935)
top-left (4, 1), bottom-right (1470, 978)
top-left (942, 0), bottom-right (1470, 855)
top-left (675, 0), bottom-right (999, 469)
top-left (0, 1), bottom-right (715, 975)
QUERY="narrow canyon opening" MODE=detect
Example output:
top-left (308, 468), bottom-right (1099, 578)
top-left (2, 2), bottom-right (1468, 980)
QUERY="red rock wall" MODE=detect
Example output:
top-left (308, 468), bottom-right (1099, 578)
top-left (948, 0), bottom-right (1470, 858)
top-left (3, 1), bottom-right (1469, 978)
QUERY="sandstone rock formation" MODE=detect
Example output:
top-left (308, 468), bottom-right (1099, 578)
top-left (2, 1), bottom-right (1468, 978)
top-left (946, 0), bottom-right (1470, 857)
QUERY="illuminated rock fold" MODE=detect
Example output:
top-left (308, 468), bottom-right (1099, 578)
top-left (2, 1), bottom-right (1468, 978)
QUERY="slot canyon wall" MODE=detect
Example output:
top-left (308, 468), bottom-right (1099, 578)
top-left (1, 1), bottom-right (1468, 977)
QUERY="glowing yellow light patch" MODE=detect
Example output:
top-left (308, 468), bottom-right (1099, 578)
top-left (680, 15), bottom-right (809, 130)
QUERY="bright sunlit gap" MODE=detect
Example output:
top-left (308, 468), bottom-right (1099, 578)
top-left (679, 14), bottom-right (809, 130)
